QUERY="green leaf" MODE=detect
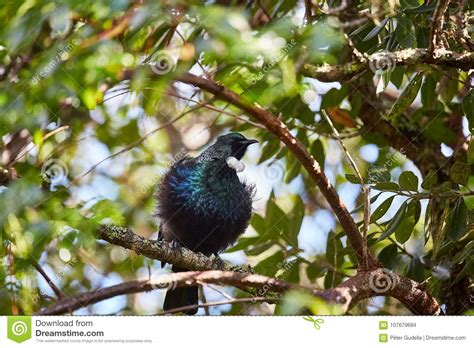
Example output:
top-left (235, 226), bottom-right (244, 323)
top-left (405, 257), bottom-right (425, 282)
top-left (395, 13), bottom-right (416, 48)
top-left (390, 66), bottom-right (405, 89)
top-left (373, 182), bottom-right (400, 191)
top-left (421, 74), bottom-right (437, 108)
top-left (226, 236), bottom-right (261, 252)
top-left (421, 170), bottom-right (438, 190)
top-left (447, 198), bottom-right (468, 241)
top-left (250, 214), bottom-right (266, 234)
top-left (363, 17), bottom-right (390, 41)
top-left (285, 156), bottom-right (301, 183)
top-left (377, 244), bottom-right (398, 269)
top-left (450, 161), bottom-right (470, 185)
top-left (400, 0), bottom-right (422, 10)
top-left (370, 195), bottom-right (395, 222)
top-left (386, 73), bottom-right (422, 122)
top-left (246, 241), bottom-right (274, 256)
top-left (398, 171), bottom-right (419, 191)
top-left (90, 200), bottom-right (124, 226)
top-left (377, 201), bottom-right (407, 241)
top-left (395, 200), bottom-right (420, 243)
top-left (288, 196), bottom-right (304, 246)
top-left (265, 200), bottom-right (290, 241)
top-left (368, 168), bottom-right (391, 183)
top-left (464, 195), bottom-right (474, 210)
top-left (467, 138), bottom-right (474, 165)
top-left (326, 231), bottom-right (344, 268)
top-left (80, 88), bottom-right (99, 110)
top-left (345, 173), bottom-right (360, 184)
top-left (259, 139), bottom-right (281, 163)
top-left (254, 250), bottom-right (285, 277)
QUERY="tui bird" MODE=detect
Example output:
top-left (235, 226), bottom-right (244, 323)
top-left (155, 132), bottom-right (258, 314)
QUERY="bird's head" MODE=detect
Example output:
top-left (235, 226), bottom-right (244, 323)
top-left (214, 132), bottom-right (258, 160)
top-left (199, 132), bottom-right (258, 162)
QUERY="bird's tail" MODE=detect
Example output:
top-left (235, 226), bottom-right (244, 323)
top-left (163, 266), bottom-right (198, 315)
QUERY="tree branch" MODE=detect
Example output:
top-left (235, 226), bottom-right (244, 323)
top-left (453, 0), bottom-right (474, 51)
top-left (97, 225), bottom-right (233, 272)
top-left (35, 268), bottom-right (440, 315)
top-left (428, 0), bottom-right (451, 55)
top-left (95, 226), bottom-right (439, 315)
top-left (31, 259), bottom-right (64, 299)
top-left (174, 73), bottom-right (380, 270)
top-left (302, 48), bottom-right (474, 82)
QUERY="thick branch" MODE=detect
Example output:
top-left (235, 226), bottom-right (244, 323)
top-left (303, 48), bottom-right (474, 82)
top-left (97, 225), bottom-right (231, 271)
top-left (35, 269), bottom-right (440, 315)
top-left (95, 226), bottom-right (438, 315)
top-left (174, 73), bottom-right (379, 270)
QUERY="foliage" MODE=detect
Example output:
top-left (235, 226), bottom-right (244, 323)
top-left (0, 0), bottom-right (472, 315)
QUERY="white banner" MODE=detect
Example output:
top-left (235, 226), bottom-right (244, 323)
top-left (0, 316), bottom-right (472, 347)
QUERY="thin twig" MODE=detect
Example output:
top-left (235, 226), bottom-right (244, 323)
top-left (320, 109), bottom-right (371, 271)
top-left (197, 282), bottom-right (235, 301)
top-left (159, 90), bottom-right (266, 129)
top-left (198, 285), bottom-right (210, 315)
top-left (31, 259), bottom-right (65, 299)
top-left (68, 113), bottom-right (185, 187)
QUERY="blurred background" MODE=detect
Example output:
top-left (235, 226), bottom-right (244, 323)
top-left (0, 0), bottom-right (472, 315)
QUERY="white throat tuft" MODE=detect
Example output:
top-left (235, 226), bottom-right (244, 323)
top-left (226, 156), bottom-right (245, 172)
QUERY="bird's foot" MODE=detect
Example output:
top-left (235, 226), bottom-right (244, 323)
top-left (170, 239), bottom-right (182, 251)
top-left (212, 253), bottom-right (225, 269)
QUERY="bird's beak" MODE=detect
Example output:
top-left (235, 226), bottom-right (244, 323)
top-left (245, 139), bottom-right (258, 145)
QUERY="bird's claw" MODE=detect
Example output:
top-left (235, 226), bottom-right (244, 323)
top-left (170, 240), bottom-right (181, 251)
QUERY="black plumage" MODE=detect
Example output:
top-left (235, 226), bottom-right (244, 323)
top-left (154, 132), bottom-right (257, 314)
